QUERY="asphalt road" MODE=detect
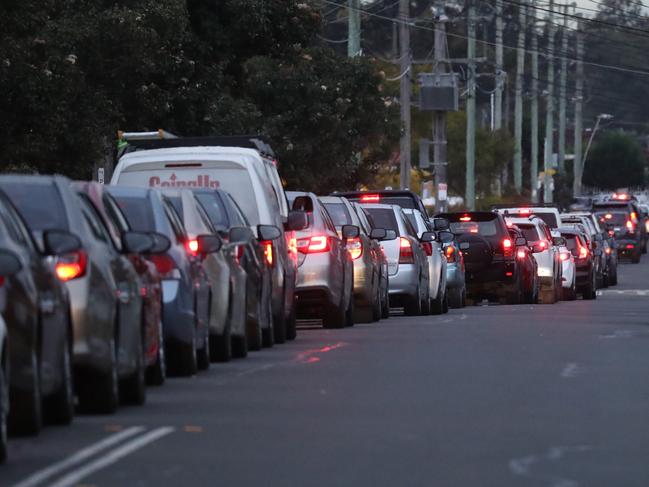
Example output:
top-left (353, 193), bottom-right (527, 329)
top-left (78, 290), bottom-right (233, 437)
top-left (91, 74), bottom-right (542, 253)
top-left (3, 257), bottom-right (649, 487)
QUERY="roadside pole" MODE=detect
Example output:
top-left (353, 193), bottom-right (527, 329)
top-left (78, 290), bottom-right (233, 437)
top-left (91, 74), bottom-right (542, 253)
top-left (573, 16), bottom-right (584, 197)
top-left (347, 0), bottom-right (361, 58)
top-left (466, 0), bottom-right (476, 210)
top-left (433, 0), bottom-right (448, 213)
top-left (530, 19), bottom-right (539, 202)
top-left (544, 0), bottom-right (556, 203)
top-left (513, 0), bottom-right (526, 194)
top-left (399, 0), bottom-right (411, 189)
top-left (557, 2), bottom-right (569, 173)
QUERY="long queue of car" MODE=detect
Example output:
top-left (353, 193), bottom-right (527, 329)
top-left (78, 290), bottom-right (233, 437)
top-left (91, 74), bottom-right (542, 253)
top-left (0, 132), bottom-right (641, 464)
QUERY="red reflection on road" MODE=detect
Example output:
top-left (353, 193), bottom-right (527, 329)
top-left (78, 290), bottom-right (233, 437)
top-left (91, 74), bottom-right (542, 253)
top-left (296, 342), bottom-right (347, 364)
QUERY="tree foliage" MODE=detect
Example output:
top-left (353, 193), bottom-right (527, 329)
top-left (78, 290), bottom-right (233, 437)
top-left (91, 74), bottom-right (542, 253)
top-left (583, 131), bottom-right (646, 189)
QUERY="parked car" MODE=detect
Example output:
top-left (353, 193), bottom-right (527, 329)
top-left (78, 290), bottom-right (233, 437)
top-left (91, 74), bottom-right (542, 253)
top-left (72, 182), bottom-right (166, 385)
top-left (193, 188), bottom-right (277, 351)
top-left (111, 134), bottom-right (307, 344)
top-left (288, 192), bottom-right (357, 328)
top-left (0, 314), bottom-right (7, 462)
top-left (432, 218), bottom-right (466, 308)
top-left (362, 204), bottom-right (431, 315)
top-left (162, 188), bottom-right (243, 362)
top-left (336, 190), bottom-right (431, 221)
top-left (320, 196), bottom-right (386, 322)
top-left (403, 209), bottom-right (449, 314)
top-left (351, 202), bottom-right (391, 318)
top-left (558, 227), bottom-right (597, 299)
top-left (438, 211), bottom-right (528, 305)
top-left (107, 185), bottom-right (209, 376)
top-left (507, 225), bottom-right (540, 304)
top-left (504, 216), bottom-right (562, 304)
top-left (561, 213), bottom-right (608, 286)
top-left (0, 195), bottom-right (75, 434)
top-left (0, 175), bottom-right (152, 414)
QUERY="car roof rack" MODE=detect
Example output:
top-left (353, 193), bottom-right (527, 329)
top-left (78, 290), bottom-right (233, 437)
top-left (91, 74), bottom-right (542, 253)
top-left (116, 130), bottom-right (276, 160)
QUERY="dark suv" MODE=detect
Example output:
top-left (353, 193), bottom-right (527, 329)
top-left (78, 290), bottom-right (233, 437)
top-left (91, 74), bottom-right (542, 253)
top-left (593, 202), bottom-right (643, 263)
top-left (436, 211), bottom-right (527, 304)
top-left (334, 190), bottom-right (430, 222)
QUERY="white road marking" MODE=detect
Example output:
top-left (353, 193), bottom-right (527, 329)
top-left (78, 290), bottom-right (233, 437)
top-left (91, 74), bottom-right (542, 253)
top-left (598, 289), bottom-right (649, 296)
top-left (509, 445), bottom-right (592, 486)
top-left (459, 314), bottom-right (468, 320)
top-left (12, 426), bottom-right (145, 487)
top-left (599, 330), bottom-right (634, 339)
top-left (560, 363), bottom-right (580, 379)
top-left (47, 427), bottom-right (175, 487)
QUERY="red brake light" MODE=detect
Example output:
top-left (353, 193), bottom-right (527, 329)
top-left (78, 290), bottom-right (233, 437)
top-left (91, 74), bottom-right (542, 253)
top-left (605, 213), bottom-right (613, 220)
top-left (297, 236), bottom-right (330, 254)
top-left (233, 244), bottom-right (244, 264)
top-left (516, 249), bottom-right (526, 259)
top-left (185, 239), bottom-right (199, 256)
top-left (399, 237), bottom-right (414, 264)
top-left (626, 220), bottom-right (635, 232)
top-left (520, 208), bottom-right (531, 215)
top-left (459, 215), bottom-right (471, 222)
top-left (605, 247), bottom-right (612, 255)
top-left (445, 245), bottom-right (457, 263)
top-left (261, 240), bottom-right (274, 266)
top-left (360, 194), bottom-right (380, 203)
top-left (347, 237), bottom-right (363, 260)
top-left (502, 238), bottom-right (514, 257)
top-left (56, 250), bottom-right (88, 282)
top-left (560, 252), bottom-right (571, 261)
top-left (422, 242), bottom-right (433, 256)
top-left (626, 243), bottom-right (635, 249)
top-left (630, 212), bottom-right (638, 221)
top-left (578, 242), bottom-right (589, 259)
top-left (149, 254), bottom-right (176, 276)
top-left (538, 240), bottom-right (547, 249)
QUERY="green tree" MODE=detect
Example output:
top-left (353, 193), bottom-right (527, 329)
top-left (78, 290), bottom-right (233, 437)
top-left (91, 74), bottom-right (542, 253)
top-left (583, 131), bottom-right (646, 189)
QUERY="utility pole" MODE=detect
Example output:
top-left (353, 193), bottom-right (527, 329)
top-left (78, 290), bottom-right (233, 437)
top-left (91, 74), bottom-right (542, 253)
top-left (513, 0), bottom-right (526, 193)
top-left (494, 0), bottom-right (504, 130)
top-left (466, 0), bottom-right (476, 210)
top-left (398, 0), bottom-right (411, 189)
top-left (557, 2), bottom-right (569, 173)
top-left (544, 0), bottom-right (556, 203)
top-left (530, 20), bottom-right (539, 201)
top-left (347, 0), bottom-right (361, 58)
top-left (433, 0), bottom-right (448, 213)
top-left (573, 16), bottom-right (584, 197)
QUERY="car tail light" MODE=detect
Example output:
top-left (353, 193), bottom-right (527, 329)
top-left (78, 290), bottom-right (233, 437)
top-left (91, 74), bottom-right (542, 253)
top-left (445, 245), bottom-right (457, 263)
top-left (399, 237), bottom-right (414, 264)
top-left (608, 230), bottom-right (614, 237)
top-left (360, 194), bottom-right (380, 203)
top-left (560, 251), bottom-right (571, 261)
top-left (185, 239), bottom-right (199, 256)
top-left (297, 235), bottom-right (330, 254)
top-left (630, 211), bottom-right (637, 221)
top-left (502, 238), bottom-right (513, 257)
top-left (347, 237), bottom-right (363, 260)
top-left (577, 241), bottom-right (589, 259)
top-left (421, 242), bottom-right (433, 256)
top-left (538, 240), bottom-right (548, 250)
top-left (56, 250), bottom-right (88, 282)
top-left (0, 276), bottom-right (4, 287)
top-left (626, 243), bottom-right (635, 249)
top-left (233, 244), bottom-right (244, 264)
top-left (516, 249), bottom-right (526, 259)
top-left (261, 240), bottom-right (274, 266)
top-left (459, 215), bottom-right (471, 222)
top-left (149, 254), bottom-right (178, 278)
top-left (626, 220), bottom-right (635, 232)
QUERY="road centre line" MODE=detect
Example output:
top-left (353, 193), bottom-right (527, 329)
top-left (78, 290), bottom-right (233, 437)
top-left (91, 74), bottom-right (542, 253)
top-left (12, 426), bottom-right (145, 487)
top-left (47, 427), bottom-right (175, 487)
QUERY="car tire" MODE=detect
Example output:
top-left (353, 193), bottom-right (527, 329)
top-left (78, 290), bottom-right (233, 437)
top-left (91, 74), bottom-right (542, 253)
top-left (272, 293), bottom-right (287, 344)
top-left (609, 267), bottom-right (618, 286)
top-left (372, 281), bottom-right (382, 322)
top-left (232, 333), bottom-right (248, 358)
top-left (539, 277), bottom-right (557, 304)
top-left (381, 283), bottom-right (390, 319)
top-left (120, 334), bottom-right (146, 406)
top-left (285, 299), bottom-right (297, 341)
top-left (9, 349), bottom-right (42, 435)
top-left (631, 251), bottom-right (641, 264)
top-left (355, 305), bottom-right (374, 324)
top-left (146, 320), bottom-right (166, 386)
top-left (0, 364), bottom-right (7, 464)
top-left (344, 288), bottom-right (355, 328)
top-left (175, 339), bottom-right (198, 376)
top-left (448, 288), bottom-right (464, 308)
top-left (196, 332), bottom-right (211, 370)
top-left (210, 326), bottom-right (231, 363)
top-left (404, 284), bottom-right (422, 316)
top-left (78, 339), bottom-right (119, 414)
top-left (430, 285), bottom-right (445, 315)
top-left (323, 291), bottom-right (346, 329)
top-left (583, 272), bottom-right (597, 300)
top-left (45, 335), bottom-right (74, 425)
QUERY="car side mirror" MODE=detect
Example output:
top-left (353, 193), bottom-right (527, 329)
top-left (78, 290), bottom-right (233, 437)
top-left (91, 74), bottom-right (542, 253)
top-left (285, 210), bottom-right (308, 232)
top-left (433, 218), bottom-right (450, 231)
top-left (437, 231), bottom-right (455, 244)
top-left (197, 234), bottom-right (222, 255)
top-left (342, 225), bottom-right (360, 239)
top-left (420, 231), bottom-right (436, 242)
top-left (370, 228), bottom-right (387, 240)
top-left (515, 237), bottom-right (527, 246)
top-left (383, 229), bottom-right (398, 241)
top-left (229, 226), bottom-right (254, 243)
top-left (148, 233), bottom-right (171, 254)
top-left (122, 231), bottom-right (154, 254)
top-left (0, 249), bottom-right (22, 276)
top-left (43, 229), bottom-right (82, 255)
top-left (257, 224), bottom-right (281, 241)
top-left (552, 236), bottom-right (567, 247)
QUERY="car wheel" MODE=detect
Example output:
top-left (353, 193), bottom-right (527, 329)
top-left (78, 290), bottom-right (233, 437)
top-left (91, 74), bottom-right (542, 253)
top-left (285, 298), bottom-right (297, 341)
top-left (173, 337), bottom-right (198, 376)
top-left (272, 292), bottom-right (287, 344)
top-left (632, 251), bottom-right (641, 264)
top-left (8, 349), bottom-right (42, 435)
top-left (120, 334), bottom-right (146, 406)
top-left (146, 320), bottom-right (166, 386)
top-left (371, 280), bottom-right (382, 322)
top-left (196, 332), bottom-right (211, 370)
top-left (232, 332), bottom-right (248, 358)
top-left (582, 272), bottom-right (597, 300)
top-left (0, 364), bottom-right (7, 464)
top-left (381, 285), bottom-right (390, 319)
top-left (609, 267), bottom-right (618, 286)
top-left (448, 288), bottom-right (464, 309)
top-left (430, 285), bottom-right (445, 315)
top-left (404, 284), bottom-right (422, 316)
top-left (45, 335), bottom-right (74, 425)
top-left (247, 297), bottom-right (263, 352)
top-left (540, 278), bottom-right (557, 304)
top-left (78, 339), bottom-right (119, 414)
top-left (323, 290), bottom-right (346, 329)
top-left (344, 286), bottom-right (355, 328)
top-left (210, 326), bottom-right (231, 363)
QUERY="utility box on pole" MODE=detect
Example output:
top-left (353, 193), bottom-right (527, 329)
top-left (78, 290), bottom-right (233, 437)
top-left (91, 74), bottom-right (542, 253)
top-left (417, 73), bottom-right (459, 112)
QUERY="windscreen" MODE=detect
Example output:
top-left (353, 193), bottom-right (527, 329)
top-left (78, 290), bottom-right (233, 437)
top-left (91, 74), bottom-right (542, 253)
top-left (116, 165), bottom-right (260, 225)
top-left (596, 211), bottom-right (627, 226)
top-left (516, 224), bottom-right (541, 242)
top-left (323, 202), bottom-right (352, 227)
top-left (0, 182), bottom-right (68, 231)
top-left (195, 193), bottom-right (228, 230)
top-left (364, 208), bottom-right (399, 233)
top-left (113, 196), bottom-right (155, 232)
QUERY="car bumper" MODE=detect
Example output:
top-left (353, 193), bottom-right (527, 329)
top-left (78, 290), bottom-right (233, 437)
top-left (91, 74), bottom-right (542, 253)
top-left (388, 263), bottom-right (419, 297)
top-left (352, 258), bottom-right (374, 305)
top-left (446, 263), bottom-right (465, 290)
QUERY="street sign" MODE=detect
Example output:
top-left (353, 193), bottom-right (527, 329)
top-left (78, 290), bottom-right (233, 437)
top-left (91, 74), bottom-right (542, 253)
top-left (438, 183), bottom-right (448, 201)
top-left (98, 168), bottom-right (105, 184)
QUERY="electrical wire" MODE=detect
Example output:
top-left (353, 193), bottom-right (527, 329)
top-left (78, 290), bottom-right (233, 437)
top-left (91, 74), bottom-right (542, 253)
top-left (384, 66), bottom-right (411, 81)
top-left (317, 33), bottom-right (348, 44)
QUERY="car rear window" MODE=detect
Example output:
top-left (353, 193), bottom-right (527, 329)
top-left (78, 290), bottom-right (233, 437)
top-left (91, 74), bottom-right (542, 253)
top-left (165, 196), bottom-right (183, 220)
top-left (562, 234), bottom-right (578, 253)
top-left (595, 211), bottom-right (627, 226)
top-left (364, 208), bottom-right (399, 233)
top-left (195, 193), bottom-right (228, 231)
top-left (450, 221), bottom-right (498, 236)
top-left (113, 196), bottom-right (155, 232)
top-left (0, 182), bottom-right (68, 231)
top-left (517, 224), bottom-right (541, 242)
top-left (322, 202), bottom-right (351, 227)
top-left (508, 212), bottom-right (557, 228)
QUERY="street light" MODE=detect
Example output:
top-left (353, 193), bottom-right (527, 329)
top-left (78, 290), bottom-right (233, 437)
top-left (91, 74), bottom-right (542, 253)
top-left (578, 113), bottom-right (613, 194)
